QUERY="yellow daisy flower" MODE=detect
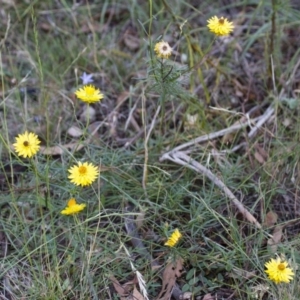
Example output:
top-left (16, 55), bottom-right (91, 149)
top-left (154, 41), bottom-right (172, 59)
top-left (68, 161), bottom-right (99, 187)
top-left (61, 198), bottom-right (86, 215)
top-left (207, 16), bottom-right (234, 36)
top-left (265, 257), bottom-right (294, 284)
top-left (75, 85), bottom-right (104, 104)
top-left (13, 131), bottom-right (41, 158)
top-left (165, 228), bottom-right (182, 247)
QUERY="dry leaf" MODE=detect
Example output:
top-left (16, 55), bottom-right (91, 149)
top-left (117, 91), bottom-right (130, 108)
top-left (151, 265), bottom-right (162, 271)
top-left (156, 257), bottom-right (184, 300)
top-left (39, 22), bottom-right (53, 32)
top-left (282, 118), bottom-right (292, 127)
top-left (79, 21), bottom-right (107, 34)
top-left (39, 142), bottom-right (84, 155)
top-left (263, 211), bottom-right (278, 228)
top-left (267, 225), bottom-right (283, 253)
top-left (202, 294), bottom-right (214, 300)
top-left (181, 292), bottom-right (193, 299)
top-left (254, 151), bottom-right (265, 164)
top-left (109, 275), bottom-right (131, 299)
top-left (122, 25), bottom-right (140, 50)
top-left (131, 286), bottom-right (145, 300)
top-left (67, 126), bottom-right (83, 138)
top-left (80, 105), bottom-right (96, 123)
top-left (255, 144), bottom-right (268, 160)
top-left (124, 34), bottom-right (140, 50)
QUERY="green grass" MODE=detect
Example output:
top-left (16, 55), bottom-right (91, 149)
top-left (0, 0), bottom-right (300, 299)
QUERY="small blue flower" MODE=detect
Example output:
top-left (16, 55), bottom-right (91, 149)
top-left (80, 72), bottom-right (94, 85)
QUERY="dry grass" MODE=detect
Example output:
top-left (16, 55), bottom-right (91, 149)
top-left (0, 0), bottom-right (300, 299)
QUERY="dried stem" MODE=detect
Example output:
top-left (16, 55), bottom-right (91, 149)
top-left (162, 151), bottom-right (262, 229)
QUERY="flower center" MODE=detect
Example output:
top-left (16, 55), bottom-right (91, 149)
top-left (162, 46), bottom-right (168, 52)
top-left (23, 141), bottom-right (29, 147)
top-left (86, 87), bottom-right (94, 95)
top-left (68, 198), bottom-right (76, 206)
top-left (79, 166), bottom-right (87, 175)
top-left (278, 263), bottom-right (286, 271)
top-left (219, 17), bottom-right (225, 25)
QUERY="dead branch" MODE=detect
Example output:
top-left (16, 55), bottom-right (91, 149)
top-left (161, 151), bottom-right (262, 229)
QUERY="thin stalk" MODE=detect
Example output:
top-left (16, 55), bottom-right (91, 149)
top-left (268, 0), bottom-right (277, 88)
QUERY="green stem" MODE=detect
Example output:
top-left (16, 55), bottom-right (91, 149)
top-left (148, 0), bottom-right (153, 38)
top-left (159, 59), bottom-right (167, 133)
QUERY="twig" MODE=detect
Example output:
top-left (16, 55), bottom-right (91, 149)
top-left (247, 105), bottom-right (274, 138)
top-left (219, 142), bottom-right (247, 154)
top-left (125, 101), bottom-right (139, 131)
top-left (143, 102), bottom-right (161, 190)
top-left (163, 151), bottom-right (262, 229)
top-left (160, 117), bottom-right (259, 160)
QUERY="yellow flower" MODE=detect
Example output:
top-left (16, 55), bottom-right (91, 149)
top-left (207, 16), bottom-right (234, 36)
top-left (13, 131), bottom-right (41, 158)
top-left (68, 161), bottom-right (99, 187)
top-left (165, 228), bottom-right (182, 247)
top-left (265, 257), bottom-right (294, 284)
top-left (61, 198), bottom-right (86, 215)
top-left (75, 85), bottom-right (104, 104)
top-left (154, 41), bottom-right (172, 59)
